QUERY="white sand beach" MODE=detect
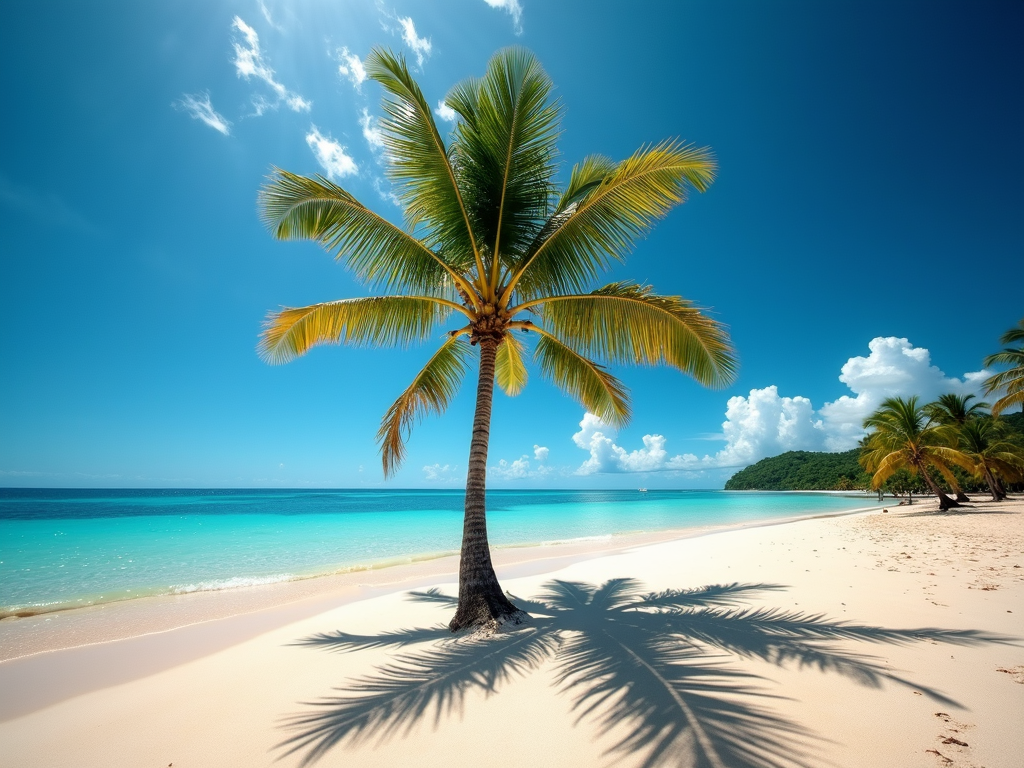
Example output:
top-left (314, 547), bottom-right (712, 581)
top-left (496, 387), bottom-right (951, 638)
top-left (1, 499), bottom-right (1022, 768)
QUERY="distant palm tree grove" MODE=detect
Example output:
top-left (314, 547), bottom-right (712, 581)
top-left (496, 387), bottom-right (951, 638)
top-left (257, 48), bottom-right (737, 631)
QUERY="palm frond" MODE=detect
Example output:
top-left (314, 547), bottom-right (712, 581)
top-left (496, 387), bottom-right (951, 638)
top-left (507, 140), bottom-right (716, 299)
top-left (258, 170), bottom-right (471, 297)
top-left (528, 282), bottom-right (737, 388)
top-left (533, 331), bottom-right (630, 426)
top-left (259, 296), bottom-right (453, 364)
top-left (365, 48), bottom-right (484, 282)
top-left (450, 48), bottom-right (560, 282)
top-left (377, 336), bottom-right (473, 476)
top-left (494, 333), bottom-right (528, 396)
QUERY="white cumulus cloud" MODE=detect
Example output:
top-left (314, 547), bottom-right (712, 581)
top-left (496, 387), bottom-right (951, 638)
top-left (231, 16), bottom-right (310, 113)
top-left (337, 47), bottom-right (367, 90)
top-left (482, 0), bottom-right (524, 34)
top-left (423, 463), bottom-right (458, 482)
top-left (570, 337), bottom-right (991, 475)
top-left (305, 126), bottom-right (358, 178)
top-left (175, 92), bottom-right (231, 135)
top-left (434, 100), bottom-right (457, 122)
top-left (398, 16), bottom-right (431, 67)
top-left (533, 445), bottom-right (549, 462)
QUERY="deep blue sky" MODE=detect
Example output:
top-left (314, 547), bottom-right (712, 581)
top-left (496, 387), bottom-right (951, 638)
top-left (1, 0), bottom-right (1021, 488)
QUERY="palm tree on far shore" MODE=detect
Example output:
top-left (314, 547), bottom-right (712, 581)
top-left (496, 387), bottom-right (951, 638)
top-left (983, 318), bottom-right (1024, 417)
top-left (924, 393), bottom-right (990, 502)
top-left (860, 397), bottom-right (973, 511)
top-left (956, 419), bottom-right (1024, 501)
top-left (257, 48), bottom-right (737, 632)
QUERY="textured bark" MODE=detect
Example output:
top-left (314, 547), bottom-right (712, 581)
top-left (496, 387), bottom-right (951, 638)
top-left (920, 465), bottom-right (960, 511)
top-left (993, 475), bottom-right (1008, 500)
top-left (449, 337), bottom-right (526, 633)
top-left (982, 466), bottom-right (1001, 502)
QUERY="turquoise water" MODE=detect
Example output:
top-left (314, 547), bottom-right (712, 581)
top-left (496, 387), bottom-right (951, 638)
top-left (0, 489), bottom-right (879, 613)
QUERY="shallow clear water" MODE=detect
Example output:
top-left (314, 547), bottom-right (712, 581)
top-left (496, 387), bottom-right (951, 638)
top-left (0, 489), bottom-right (878, 612)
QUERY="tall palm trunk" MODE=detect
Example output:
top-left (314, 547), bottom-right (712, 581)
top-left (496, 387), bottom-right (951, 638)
top-left (919, 465), bottom-right (960, 511)
top-left (449, 337), bottom-right (526, 633)
top-left (993, 473), bottom-right (1008, 500)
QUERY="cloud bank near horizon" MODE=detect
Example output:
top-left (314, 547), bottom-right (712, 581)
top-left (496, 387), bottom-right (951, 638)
top-left (571, 337), bottom-right (991, 476)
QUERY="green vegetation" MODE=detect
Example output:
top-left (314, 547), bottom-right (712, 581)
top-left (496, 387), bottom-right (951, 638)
top-left (860, 396), bottom-right (974, 510)
top-left (983, 318), bottom-right (1024, 416)
top-left (724, 450), bottom-right (870, 491)
top-left (257, 48), bottom-right (736, 631)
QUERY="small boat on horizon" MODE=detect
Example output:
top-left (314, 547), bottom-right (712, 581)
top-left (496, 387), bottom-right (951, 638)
top-left (638, 488), bottom-right (648, 493)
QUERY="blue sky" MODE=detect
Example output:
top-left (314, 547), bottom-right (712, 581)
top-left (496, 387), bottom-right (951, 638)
top-left (1, 0), bottom-right (1021, 489)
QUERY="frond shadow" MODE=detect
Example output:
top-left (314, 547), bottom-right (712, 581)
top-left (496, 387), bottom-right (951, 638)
top-left (277, 579), bottom-right (1014, 767)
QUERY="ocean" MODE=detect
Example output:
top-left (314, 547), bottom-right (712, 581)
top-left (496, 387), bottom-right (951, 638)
top-left (0, 488), bottom-right (878, 614)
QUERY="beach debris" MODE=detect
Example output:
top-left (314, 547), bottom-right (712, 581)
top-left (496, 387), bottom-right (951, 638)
top-left (941, 737), bottom-right (968, 746)
top-left (996, 665), bottom-right (1024, 683)
top-left (925, 749), bottom-right (953, 764)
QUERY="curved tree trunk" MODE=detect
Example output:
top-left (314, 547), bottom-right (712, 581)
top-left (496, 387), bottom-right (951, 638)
top-left (449, 337), bottom-right (526, 633)
top-left (920, 466), bottom-right (960, 511)
top-left (993, 474), bottom-right (1008, 500)
top-left (981, 465), bottom-right (1001, 502)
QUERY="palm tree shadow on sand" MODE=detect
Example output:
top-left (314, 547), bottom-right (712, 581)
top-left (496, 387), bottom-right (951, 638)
top-left (276, 579), bottom-right (1013, 768)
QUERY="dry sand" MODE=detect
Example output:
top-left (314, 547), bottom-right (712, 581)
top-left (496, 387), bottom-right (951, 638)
top-left (0, 497), bottom-right (1021, 768)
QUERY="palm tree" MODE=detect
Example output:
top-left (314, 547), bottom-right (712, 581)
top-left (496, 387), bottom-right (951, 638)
top-left (923, 393), bottom-right (990, 502)
top-left (957, 419), bottom-right (1024, 501)
top-left (983, 318), bottom-right (1024, 416)
top-left (860, 397), bottom-right (974, 511)
top-left (257, 48), bottom-right (737, 632)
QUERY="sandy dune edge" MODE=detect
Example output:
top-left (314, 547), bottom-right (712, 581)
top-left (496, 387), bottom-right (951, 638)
top-left (0, 499), bottom-right (1021, 768)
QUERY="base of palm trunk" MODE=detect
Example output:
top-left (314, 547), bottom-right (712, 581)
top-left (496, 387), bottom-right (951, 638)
top-left (954, 492), bottom-right (971, 503)
top-left (937, 495), bottom-right (961, 511)
top-left (448, 588), bottom-right (528, 634)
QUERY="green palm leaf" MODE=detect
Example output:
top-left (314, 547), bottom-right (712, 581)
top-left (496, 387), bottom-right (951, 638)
top-left (377, 336), bottom-right (474, 477)
top-left (534, 332), bottom-right (630, 426)
top-left (449, 48), bottom-right (560, 282)
top-left (528, 282), bottom-right (737, 387)
top-left (495, 334), bottom-right (528, 396)
top-left (259, 297), bottom-right (453, 364)
top-left (259, 170), bottom-right (473, 298)
top-left (506, 140), bottom-right (716, 300)
top-left (365, 49), bottom-right (484, 282)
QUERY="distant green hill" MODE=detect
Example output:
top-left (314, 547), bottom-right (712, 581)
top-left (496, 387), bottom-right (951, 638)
top-left (724, 449), bottom-right (871, 491)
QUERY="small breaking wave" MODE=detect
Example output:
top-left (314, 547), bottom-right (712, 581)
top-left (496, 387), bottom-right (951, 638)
top-left (170, 574), bottom-right (297, 594)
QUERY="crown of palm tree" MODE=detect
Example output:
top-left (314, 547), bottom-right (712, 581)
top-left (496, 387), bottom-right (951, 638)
top-left (256, 47), bottom-right (737, 476)
top-left (958, 418), bottom-right (1024, 483)
top-left (860, 396), bottom-right (973, 491)
top-left (983, 318), bottom-right (1024, 417)
top-left (923, 392), bottom-right (989, 425)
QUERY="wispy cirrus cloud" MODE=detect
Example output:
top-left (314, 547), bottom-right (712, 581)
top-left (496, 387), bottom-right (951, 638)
top-left (397, 16), bottom-right (431, 67)
top-left (231, 16), bottom-right (310, 113)
top-left (336, 47), bottom-right (368, 91)
top-left (305, 126), bottom-right (358, 178)
top-left (174, 92), bottom-right (232, 135)
top-left (359, 108), bottom-right (385, 151)
top-left (482, 0), bottom-right (524, 34)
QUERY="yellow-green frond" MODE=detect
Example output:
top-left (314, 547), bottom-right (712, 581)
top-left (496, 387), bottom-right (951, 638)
top-left (364, 48), bottom-right (482, 276)
top-left (869, 450), bottom-right (911, 489)
top-left (258, 296), bottom-right (450, 364)
top-left (529, 282), bottom-right (737, 388)
top-left (258, 169), bottom-right (463, 296)
top-left (509, 140), bottom-right (716, 299)
top-left (377, 336), bottom-right (474, 477)
top-left (534, 332), bottom-right (630, 427)
top-left (495, 334), bottom-right (528, 396)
